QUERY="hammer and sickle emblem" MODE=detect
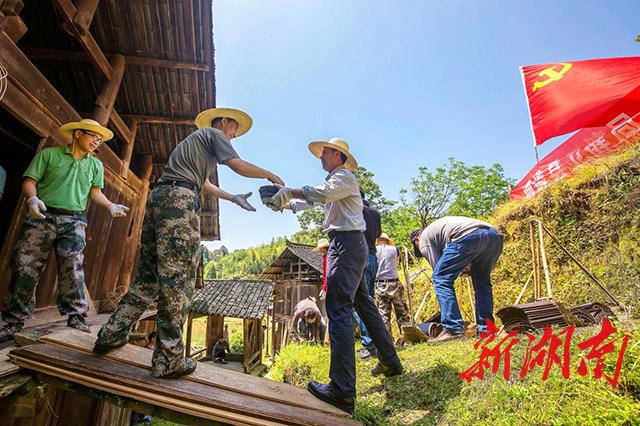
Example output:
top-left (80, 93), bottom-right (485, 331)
top-left (532, 63), bottom-right (572, 92)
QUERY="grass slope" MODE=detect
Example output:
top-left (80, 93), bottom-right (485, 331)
top-left (268, 323), bottom-right (640, 425)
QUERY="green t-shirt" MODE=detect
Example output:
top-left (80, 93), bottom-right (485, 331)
top-left (23, 145), bottom-right (104, 211)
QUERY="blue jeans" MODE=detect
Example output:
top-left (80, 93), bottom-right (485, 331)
top-left (326, 231), bottom-right (399, 397)
top-left (355, 253), bottom-right (378, 350)
top-left (432, 228), bottom-right (503, 334)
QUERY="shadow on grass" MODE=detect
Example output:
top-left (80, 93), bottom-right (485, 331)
top-left (357, 362), bottom-right (462, 425)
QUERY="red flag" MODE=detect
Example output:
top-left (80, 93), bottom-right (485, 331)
top-left (510, 112), bottom-right (640, 200)
top-left (521, 56), bottom-right (640, 146)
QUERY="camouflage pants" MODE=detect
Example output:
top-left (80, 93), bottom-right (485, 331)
top-left (96, 185), bottom-right (200, 377)
top-left (3, 213), bottom-right (88, 325)
top-left (376, 280), bottom-right (411, 334)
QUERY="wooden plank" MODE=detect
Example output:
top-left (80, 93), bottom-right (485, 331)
top-left (53, 0), bottom-right (112, 79)
top-left (10, 344), bottom-right (357, 425)
top-left (38, 329), bottom-right (350, 418)
top-left (0, 372), bottom-right (31, 399)
top-left (0, 345), bottom-right (20, 378)
top-left (14, 351), bottom-right (276, 426)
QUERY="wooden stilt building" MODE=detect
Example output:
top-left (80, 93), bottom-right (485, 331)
top-left (260, 241), bottom-right (325, 354)
top-left (0, 1), bottom-right (218, 423)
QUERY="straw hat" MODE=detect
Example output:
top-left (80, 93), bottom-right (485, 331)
top-left (308, 137), bottom-right (358, 170)
top-left (376, 233), bottom-right (395, 246)
top-left (312, 238), bottom-right (330, 252)
top-left (195, 107), bottom-right (253, 136)
top-left (59, 119), bottom-right (114, 141)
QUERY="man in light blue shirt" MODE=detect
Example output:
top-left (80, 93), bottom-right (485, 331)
top-left (266, 137), bottom-right (402, 415)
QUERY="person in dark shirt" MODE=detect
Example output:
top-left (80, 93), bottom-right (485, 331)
top-left (213, 337), bottom-right (228, 364)
top-left (355, 191), bottom-right (383, 359)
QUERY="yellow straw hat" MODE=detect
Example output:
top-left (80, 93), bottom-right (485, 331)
top-left (312, 238), bottom-right (330, 252)
top-left (195, 107), bottom-right (253, 136)
top-left (376, 233), bottom-right (395, 246)
top-left (308, 137), bottom-right (358, 170)
top-left (59, 119), bottom-right (114, 141)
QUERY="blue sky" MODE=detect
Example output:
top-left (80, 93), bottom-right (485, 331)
top-left (206, 0), bottom-right (640, 252)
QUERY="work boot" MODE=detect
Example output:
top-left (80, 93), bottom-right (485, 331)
top-left (427, 330), bottom-right (465, 346)
top-left (154, 358), bottom-right (197, 379)
top-left (93, 339), bottom-right (128, 355)
top-left (0, 323), bottom-right (24, 344)
top-left (67, 314), bottom-right (90, 333)
top-left (358, 346), bottom-right (377, 360)
top-left (371, 360), bottom-right (404, 378)
top-left (307, 381), bottom-right (355, 415)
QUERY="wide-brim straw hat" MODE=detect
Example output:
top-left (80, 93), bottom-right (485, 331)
top-left (195, 107), bottom-right (253, 136)
top-left (313, 238), bottom-right (330, 252)
top-left (376, 233), bottom-right (395, 246)
top-left (59, 119), bottom-right (114, 141)
top-left (308, 137), bottom-right (358, 170)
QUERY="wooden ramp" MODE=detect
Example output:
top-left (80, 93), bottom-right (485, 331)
top-left (8, 330), bottom-right (357, 426)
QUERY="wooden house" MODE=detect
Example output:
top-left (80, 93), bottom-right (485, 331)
top-left (187, 279), bottom-right (274, 374)
top-left (0, 1), bottom-right (217, 424)
top-left (0, 0), bottom-right (219, 321)
top-left (260, 241), bottom-right (324, 354)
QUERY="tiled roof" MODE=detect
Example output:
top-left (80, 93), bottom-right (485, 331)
top-left (191, 279), bottom-right (274, 319)
top-left (259, 241), bottom-right (323, 280)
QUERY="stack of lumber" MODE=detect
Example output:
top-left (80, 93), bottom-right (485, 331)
top-left (0, 345), bottom-right (20, 379)
top-left (8, 330), bottom-right (357, 425)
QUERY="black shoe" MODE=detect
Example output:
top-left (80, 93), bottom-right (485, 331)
top-left (67, 315), bottom-right (90, 333)
top-left (155, 358), bottom-right (197, 379)
top-left (0, 323), bottom-right (23, 344)
top-left (371, 361), bottom-right (404, 377)
top-left (307, 381), bottom-right (354, 415)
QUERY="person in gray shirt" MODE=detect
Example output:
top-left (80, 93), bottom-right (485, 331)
top-left (410, 216), bottom-right (503, 344)
top-left (94, 108), bottom-right (283, 379)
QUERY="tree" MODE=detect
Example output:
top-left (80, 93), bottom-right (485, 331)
top-left (448, 163), bottom-right (514, 218)
top-left (400, 158), bottom-right (466, 228)
top-left (400, 158), bottom-right (513, 228)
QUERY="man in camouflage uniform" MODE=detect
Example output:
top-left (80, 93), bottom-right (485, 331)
top-left (0, 119), bottom-right (129, 343)
top-left (94, 107), bottom-right (284, 379)
top-left (375, 233), bottom-right (411, 334)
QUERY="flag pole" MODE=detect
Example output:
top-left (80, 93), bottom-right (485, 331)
top-left (519, 66), bottom-right (540, 163)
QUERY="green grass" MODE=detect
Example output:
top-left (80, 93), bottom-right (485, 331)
top-left (268, 323), bottom-right (640, 425)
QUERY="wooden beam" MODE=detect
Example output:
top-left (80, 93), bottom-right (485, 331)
top-left (0, 33), bottom-right (79, 126)
top-left (72, 0), bottom-right (100, 36)
top-left (53, 0), bottom-right (112, 79)
top-left (121, 114), bottom-right (194, 125)
top-left (109, 109), bottom-right (132, 143)
top-left (22, 48), bottom-right (210, 71)
top-left (93, 54), bottom-right (125, 125)
top-left (2, 14), bottom-right (27, 42)
top-left (124, 55), bottom-right (209, 72)
top-left (120, 120), bottom-right (139, 178)
top-left (138, 155), bottom-right (153, 182)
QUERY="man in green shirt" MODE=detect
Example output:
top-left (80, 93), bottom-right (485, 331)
top-left (94, 108), bottom-right (284, 379)
top-left (0, 119), bottom-right (129, 343)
